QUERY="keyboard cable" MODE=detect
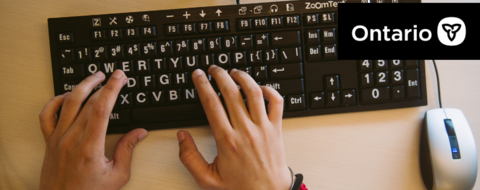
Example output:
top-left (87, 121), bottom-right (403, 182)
top-left (432, 60), bottom-right (442, 108)
top-left (236, 0), bottom-right (240, 5)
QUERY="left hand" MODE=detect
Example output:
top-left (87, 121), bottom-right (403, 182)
top-left (39, 70), bottom-right (147, 190)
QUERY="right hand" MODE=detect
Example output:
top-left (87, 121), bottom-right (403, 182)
top-left (177, 65), bottom-right (292, 190)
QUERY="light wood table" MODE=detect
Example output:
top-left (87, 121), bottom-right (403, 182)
top-left (0, 0), bottom-right (479, 189)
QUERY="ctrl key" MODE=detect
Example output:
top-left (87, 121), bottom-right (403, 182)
top-left (108, 109), bottom-right (131, 126)
top-left (286, 94), bottom-right (306, 111)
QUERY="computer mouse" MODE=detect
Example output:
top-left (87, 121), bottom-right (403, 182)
top-left (420, 108), bottom-right (478, 190)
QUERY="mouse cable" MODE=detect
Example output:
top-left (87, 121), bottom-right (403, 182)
top-left (432, 60), bottom-right (442, 108)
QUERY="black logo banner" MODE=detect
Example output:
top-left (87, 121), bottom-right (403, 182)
top-left (338, 3), bottom-right (480, 60)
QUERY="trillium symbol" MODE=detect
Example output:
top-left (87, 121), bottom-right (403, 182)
top-left (442, 24), bottom-right (461, 41)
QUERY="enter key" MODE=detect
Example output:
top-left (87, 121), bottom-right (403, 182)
top-left (269, 63), bottom-right (303, 80)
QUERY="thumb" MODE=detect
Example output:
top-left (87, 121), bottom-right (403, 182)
top-left (177, 130), bottom-right (210, 183)
top-left (112, 128), bottom-right (148, 176)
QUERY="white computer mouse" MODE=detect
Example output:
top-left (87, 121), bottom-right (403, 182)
top-left (420, 108), bottom-right (478, 190)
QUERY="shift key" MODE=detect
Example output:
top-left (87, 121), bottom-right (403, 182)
top-left (271, 31), bottom-right (301, 48)
top-left (262, 79), bottom-right (304, 95)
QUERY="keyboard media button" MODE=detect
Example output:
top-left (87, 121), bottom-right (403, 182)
top-left (269, 63), bottom-right (303, 80)
top-left (286, 94), bottom-right (306, 111)
top-left (263, 79), bottom-right (304, 95)
top-left (271, 31), bottom-right (300, 48)
top-left (361, 87), bottom-right (390, 104)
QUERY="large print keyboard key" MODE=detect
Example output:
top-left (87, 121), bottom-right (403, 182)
top-left (271, 31), bottom-right (300, 48)
top-left (263, 79), bottom-right (304, 95)
top-left (361, 87), bottom-right (390, 105)
top-left (132, 104), bottom-right (206, 123)
top-left (269, 63), bottom-right (303, 80)
top-left (60, 65), bottom-right (84, 80)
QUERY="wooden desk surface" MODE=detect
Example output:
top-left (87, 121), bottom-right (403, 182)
top-left (0, 0), bottom-right (479, 189)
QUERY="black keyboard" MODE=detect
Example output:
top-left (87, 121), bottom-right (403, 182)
top-left (47, 0), bottom-right (426, 134)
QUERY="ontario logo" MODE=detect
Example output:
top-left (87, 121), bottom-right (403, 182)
top-left (351, 17), bottom-right (466, 46)
top-left (437, 17), bottom-right (466, 46)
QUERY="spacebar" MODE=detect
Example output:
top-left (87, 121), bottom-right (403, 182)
top-left (132, 104), bottom-right (206, 124)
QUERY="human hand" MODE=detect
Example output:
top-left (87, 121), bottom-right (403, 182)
top-left (177, 65), bottom-right (292, 190)
top-left (39, 70), bottom-right (147, 190)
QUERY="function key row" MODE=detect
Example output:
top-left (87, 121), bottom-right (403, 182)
top-left (165, 20), bottom-right (229, 36)
top-left (58, 31), bottom-right (302, 64)
top-left (237, 15), bottom-right (300, 31)
top-left (91, 26), bottom-right (156, 41)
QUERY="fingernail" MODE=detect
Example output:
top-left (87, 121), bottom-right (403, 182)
top-left (177, 130), bottom-right (186, 143)
top-left (63, 92), bottom-right (71, 96)
top-left (112, 70), bottom-right (125, 79)
top-left (192, 69), bottom-right (204, 77)
top-left (94, 71), bottom-right (104, 78)
top-left (208, 65), bottom-right (218, 72)
top-left (230, 68), bottom-right (238, 74)
top-left (138, 129), bottom-right (148, 140)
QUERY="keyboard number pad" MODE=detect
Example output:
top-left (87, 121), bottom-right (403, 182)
top-left (358, 59), bottom-right (420, 104)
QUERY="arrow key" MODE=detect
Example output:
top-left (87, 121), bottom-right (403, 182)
top-left (341, 89), bottom-right (356, 106)
top-left (326, 91), bottom-right (340, 107)
top-left (324, 75), bottom-right (340, 91)
top-left (310, 92), bottom-right (325, 109)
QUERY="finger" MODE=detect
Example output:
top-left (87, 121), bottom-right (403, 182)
top-left (230, 69), bottom-right (268, 124)
top-left (260, 86), bottom-right (284, 127)
top-left (53, 72), bottom-right (105, 138)
top-left (208, 65), bottom-right (250, 127)
top-left (177, 130), bottom-right (212, 186)
top-left (39, 92), bottom-right (69, 141)
top-left (84, 70), bottom-right (127, 146)
top-left (63, 87), bottom-right (104, 139)
top-left (192, 69), bottom-right (233, 137)
top-left (112, 128), bottom-right (147, 176)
